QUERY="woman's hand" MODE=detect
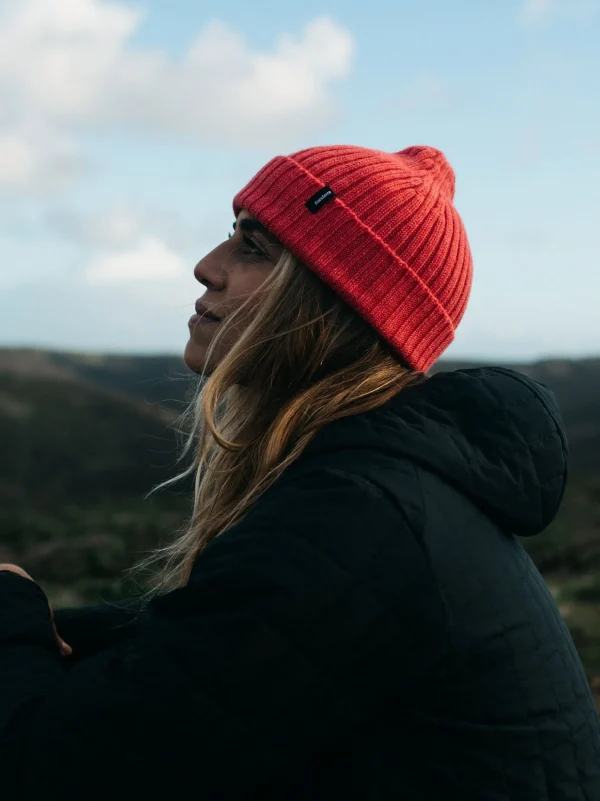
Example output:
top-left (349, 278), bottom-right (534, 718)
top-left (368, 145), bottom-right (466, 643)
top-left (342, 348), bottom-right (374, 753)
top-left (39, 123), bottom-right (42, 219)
top-left (0, 563), bottom-right (73, 657)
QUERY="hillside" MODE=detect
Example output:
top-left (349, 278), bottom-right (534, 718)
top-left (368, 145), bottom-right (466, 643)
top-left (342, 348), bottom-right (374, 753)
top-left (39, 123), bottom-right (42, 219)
top-left (0, 372), bottom-right (180, 510)
top-left (0, 347), bottom-right (598, 710)
top-left (0, 348), bottom-right (194, 413)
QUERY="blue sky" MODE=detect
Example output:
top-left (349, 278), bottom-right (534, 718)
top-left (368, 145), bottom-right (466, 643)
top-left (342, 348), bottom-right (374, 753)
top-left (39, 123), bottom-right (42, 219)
top-left (0, 0), bottom-right (598, 362)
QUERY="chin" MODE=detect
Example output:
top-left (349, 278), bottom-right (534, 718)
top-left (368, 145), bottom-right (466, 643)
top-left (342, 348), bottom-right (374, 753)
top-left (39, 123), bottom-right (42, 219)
top-left (183, 339), bottom-right (209, 375)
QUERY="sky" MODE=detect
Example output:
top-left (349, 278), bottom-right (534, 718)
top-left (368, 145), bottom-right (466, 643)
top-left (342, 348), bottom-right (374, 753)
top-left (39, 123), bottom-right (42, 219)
top-left (0, 0), bottom-right (598, 363)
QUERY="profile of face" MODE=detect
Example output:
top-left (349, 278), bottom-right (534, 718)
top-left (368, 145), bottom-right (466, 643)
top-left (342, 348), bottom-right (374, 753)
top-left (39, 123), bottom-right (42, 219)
top-left (184, 210), bottom-right (283, 375)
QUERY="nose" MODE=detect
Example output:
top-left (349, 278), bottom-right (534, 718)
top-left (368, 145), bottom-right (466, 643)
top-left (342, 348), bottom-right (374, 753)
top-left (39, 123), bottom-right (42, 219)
top-left (194, 244), bottom-right (227, 291)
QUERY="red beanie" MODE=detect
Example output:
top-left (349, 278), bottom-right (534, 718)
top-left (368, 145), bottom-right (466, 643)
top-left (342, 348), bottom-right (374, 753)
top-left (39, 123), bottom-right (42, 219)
top-left (233, 144), bottom-right (473, 373)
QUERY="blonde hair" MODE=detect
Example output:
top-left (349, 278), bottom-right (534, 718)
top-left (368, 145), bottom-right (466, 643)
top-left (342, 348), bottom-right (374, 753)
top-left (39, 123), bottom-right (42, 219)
top-left (131, 249), bottom-right (428, 599)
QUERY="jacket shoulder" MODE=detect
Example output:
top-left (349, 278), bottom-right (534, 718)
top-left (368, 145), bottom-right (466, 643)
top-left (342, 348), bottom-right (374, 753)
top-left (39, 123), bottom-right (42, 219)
top-left (284, 436), bottom-right (426, 533)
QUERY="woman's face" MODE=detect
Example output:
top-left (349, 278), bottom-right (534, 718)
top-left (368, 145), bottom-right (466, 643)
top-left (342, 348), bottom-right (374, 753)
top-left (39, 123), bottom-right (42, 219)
top-left (184, 210), bottom-right (283, 374)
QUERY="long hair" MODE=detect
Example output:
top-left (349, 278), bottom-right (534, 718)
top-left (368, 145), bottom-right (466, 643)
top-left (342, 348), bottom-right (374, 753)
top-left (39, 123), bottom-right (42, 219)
top-left (130, 249), bottom-right (429, 599)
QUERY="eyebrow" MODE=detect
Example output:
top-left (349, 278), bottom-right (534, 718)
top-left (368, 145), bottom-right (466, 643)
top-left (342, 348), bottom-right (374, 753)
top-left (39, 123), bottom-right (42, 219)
top-left (233, 218), bottom-right (278, 242)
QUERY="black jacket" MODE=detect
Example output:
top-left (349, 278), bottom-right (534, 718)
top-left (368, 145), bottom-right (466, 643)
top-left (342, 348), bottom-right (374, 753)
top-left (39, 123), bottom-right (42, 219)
top-left (1, 367), bottom-right (598, 800)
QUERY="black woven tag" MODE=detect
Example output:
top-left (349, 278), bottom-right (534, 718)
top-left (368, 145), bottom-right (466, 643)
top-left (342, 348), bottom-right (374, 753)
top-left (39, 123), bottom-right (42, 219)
top-left (305, 185), bottom-right (336, 214)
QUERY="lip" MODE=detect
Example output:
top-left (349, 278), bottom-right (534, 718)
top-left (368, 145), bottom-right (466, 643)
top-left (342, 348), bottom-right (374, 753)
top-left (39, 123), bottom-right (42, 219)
top-left (194, 300), bottom-right (222, 322)
top-left (188, 313), bottom-right (220, 329)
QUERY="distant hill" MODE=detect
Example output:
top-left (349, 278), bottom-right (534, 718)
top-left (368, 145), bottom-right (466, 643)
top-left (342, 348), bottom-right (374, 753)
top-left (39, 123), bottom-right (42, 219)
top-left (0, 348), bottom-right (194, 413)
top-left (0, 348), bottom-right (203, 511)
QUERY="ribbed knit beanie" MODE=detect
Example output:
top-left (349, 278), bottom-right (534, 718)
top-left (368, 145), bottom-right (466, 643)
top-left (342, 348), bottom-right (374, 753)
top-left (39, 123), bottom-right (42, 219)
top-left (232, 144), bottom-right (473, 373)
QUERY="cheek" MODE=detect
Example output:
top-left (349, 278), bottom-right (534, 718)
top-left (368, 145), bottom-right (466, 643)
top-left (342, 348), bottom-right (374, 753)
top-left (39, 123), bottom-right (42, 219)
top-left (228, 265), bottom-right (273, 310)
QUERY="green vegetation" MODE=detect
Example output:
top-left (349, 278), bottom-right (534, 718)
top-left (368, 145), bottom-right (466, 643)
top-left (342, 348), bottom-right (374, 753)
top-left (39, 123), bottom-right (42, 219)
top-left (0, 497), bottom-right (190, 607)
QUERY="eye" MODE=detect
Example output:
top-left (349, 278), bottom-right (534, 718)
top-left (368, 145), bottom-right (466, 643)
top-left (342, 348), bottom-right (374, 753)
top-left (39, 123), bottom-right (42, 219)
top-left (241, 235), bottom-right (264, 256)
top-left (227, 221), bottom-right (266, 258)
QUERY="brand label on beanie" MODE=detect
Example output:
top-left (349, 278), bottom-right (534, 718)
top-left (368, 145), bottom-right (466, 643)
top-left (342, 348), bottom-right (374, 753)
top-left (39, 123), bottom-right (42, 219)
top-left (305, 185), bottom-right (336, 214)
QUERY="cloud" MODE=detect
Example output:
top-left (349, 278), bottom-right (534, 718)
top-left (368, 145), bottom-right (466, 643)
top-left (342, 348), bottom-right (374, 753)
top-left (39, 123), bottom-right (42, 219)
top-left (0, 126), bottom-right (87, 192)
top-left (84, 237), bottom-right (186, 286)
top-left (0, 276), bottom-right (199, 352)
top-left (519, 0), bottom-right (552, 25)
top-left (46, 201), bottom-right (198, 252)
top-left (77, 206), bottom-right (144, 249)
top-left (518, 0), bottom-right (599, 26)
top-left (0, 0), bottom-right (354, 192)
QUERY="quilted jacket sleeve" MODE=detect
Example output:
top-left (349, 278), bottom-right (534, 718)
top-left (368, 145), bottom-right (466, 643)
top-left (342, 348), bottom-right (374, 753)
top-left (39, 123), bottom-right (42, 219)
top-left (53, 602), bottom-right (142, 667)
top-left (0, 467), bottom-right (448, 801)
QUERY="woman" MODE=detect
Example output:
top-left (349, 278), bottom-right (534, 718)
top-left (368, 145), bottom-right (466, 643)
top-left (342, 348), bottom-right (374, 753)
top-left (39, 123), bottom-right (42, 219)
top-left (1, 144), bottom-right (598, 800)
